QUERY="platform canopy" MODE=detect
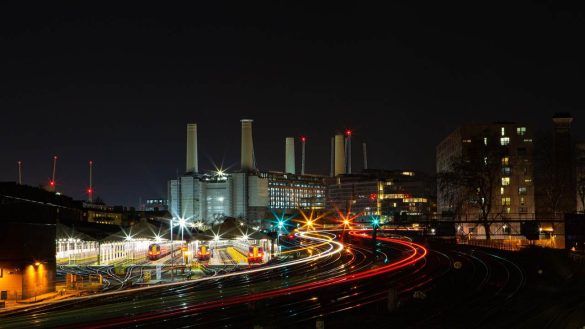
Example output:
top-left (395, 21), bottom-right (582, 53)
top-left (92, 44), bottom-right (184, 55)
top-left (101, 220), bottom-right (168, 242)
top-left (56, 223), bottom-right (97, 242)
top-left (200, 217), bottom-right (271, 241)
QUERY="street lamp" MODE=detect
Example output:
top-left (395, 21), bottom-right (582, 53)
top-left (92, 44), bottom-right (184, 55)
top-left (371, 215), bottom-right (380, 258)
top-left (178, 217), bottom-right (187, 242)
top-left (170, 217), bottom-right (174, 282)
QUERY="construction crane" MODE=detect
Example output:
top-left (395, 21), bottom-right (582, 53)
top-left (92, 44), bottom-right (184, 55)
top-left (301, 136), bottom-right (307, 175)
top-left (49, 156), bottom-right (57, 192)
top-left (87, 160), bottom-right (94, 202)
top-left (345, 129), bottom-right (352, 174)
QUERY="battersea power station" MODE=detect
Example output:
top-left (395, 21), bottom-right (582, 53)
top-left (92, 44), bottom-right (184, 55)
top-left (167, 120), bottom-right (327, 227)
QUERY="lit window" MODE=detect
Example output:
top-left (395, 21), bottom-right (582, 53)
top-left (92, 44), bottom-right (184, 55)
top-left (501, 157), bottom-right (509, 166)
top-left (483, 137), bottom-right (488, 146)
top-left (500, 187), bottom-right (505, 195)
top-left (500, 137), bottom-right (510, 146)
top-left (502, 197), bottom-right (511, 206)
top-left (462, 139), bottom-right (472, 143)
top-left (502, 177), bottom-right (510, 186)
top-left (520, 197), bottom-right (525, 206)
top-left (501, 127), bottom-right (506, 136)
top-left (518, 187), bottom-right (527, 195)
top-left (517, 127), bottom-right (526, 136)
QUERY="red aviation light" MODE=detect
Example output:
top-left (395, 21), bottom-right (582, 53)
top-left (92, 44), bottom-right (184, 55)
top-left (345, 129), bottom-right (352, 136)
top-left (301, 136), bottom-right (307, 142)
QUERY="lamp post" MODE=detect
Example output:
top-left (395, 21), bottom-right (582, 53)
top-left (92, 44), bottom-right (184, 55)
top-left (170, 218), bottom-right (174, 282)
top-left (371, 216), bottom-right (379, 258)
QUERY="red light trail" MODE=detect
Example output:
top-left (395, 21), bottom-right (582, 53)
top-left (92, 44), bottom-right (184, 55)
top-left (84, 231), bottom-right (427, 328)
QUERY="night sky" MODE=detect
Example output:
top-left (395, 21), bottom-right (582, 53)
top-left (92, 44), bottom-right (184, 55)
top-left (1, 2), bottom-right (584, 206)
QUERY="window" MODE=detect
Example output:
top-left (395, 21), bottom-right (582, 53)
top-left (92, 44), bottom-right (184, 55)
top-left (484, 137), bottom-right (488, 146)
top-left (462, 139), bottom-right (472, 143)
top-left (520, 197), bottom-right (526, 206)
top-left (524, 138), bottom-right (533, 143)
top-left (502, 167), bottom-right (511, 175)
top-left (500, 137), bottom-right (510, 146)
top-left (502, 197), bottom-right (511, 206)
top-left (501, 157), bottom-right (510, 166)
top-left (517, 127), bottom-right (526, 136)
top-left (501, 187), bottom-right (505, 195)
top-left (519, 187), bottom-right (527, 195)
top-left (519, 207), bottom-right (528, 213)
top-left (502, 177), bottom-right (510, 186)
top-left (501, 127), bottom-right (506, 136)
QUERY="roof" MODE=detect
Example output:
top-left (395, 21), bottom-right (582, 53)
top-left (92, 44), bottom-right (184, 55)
top-left (101, 220), bottom-right (167, 242)
top-left (199, 217), bottom-right (270, 241)
top-left (56, 223), bottom-right (97, 242)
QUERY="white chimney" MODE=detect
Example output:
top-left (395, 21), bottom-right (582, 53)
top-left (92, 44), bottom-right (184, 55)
top-left (334, 134), bottom-right (346, 176)
top-left (362, 141), bottom-right (368, 170)
top-left (241, 119), bottom-right (255, 171)
top-left (186, 124), bottom-right (198, 173)
top-left (285, 137), bottom-right (295, 174)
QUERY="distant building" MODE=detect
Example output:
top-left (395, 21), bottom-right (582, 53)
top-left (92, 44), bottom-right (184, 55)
top-left (167, 122), bottom-right (326, 227)
top-left (261, 172), bottom-right (326, 211)
top-left (436, 123), bottom-right (535, 236)
top-left (0, 183), bottom-right (66, 300)
top-left (83, 202), bottom-right (124, 226)
top-left (534, 113), bottom-right (578, 218)
top-left (144, 198), bottom-right (168, 212)
top-left (326, 170), bottom-right (435, 223)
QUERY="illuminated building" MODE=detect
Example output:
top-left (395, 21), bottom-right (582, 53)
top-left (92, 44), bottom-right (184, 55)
top-left (83, 202), bottom-right (123, 225)
top-left (436, 122), bottom-right (535, 236)
top-left (0, 184), bottom-right (60, 300)
top-left (144, 198), bottom-right (168, 212)
top-left (262, 172), bottom-right (325, 210)
top-left (168, 121), bottom-right (326, 227)
top-left (326, 170), bottom-right (434, 222)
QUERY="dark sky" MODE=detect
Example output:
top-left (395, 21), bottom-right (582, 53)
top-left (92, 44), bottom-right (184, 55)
top-left (1, 2), bottom-right (584, 206)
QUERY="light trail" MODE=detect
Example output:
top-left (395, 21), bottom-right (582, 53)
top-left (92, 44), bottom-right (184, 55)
top-left (7, 230), bottom-right (344, 313)
top-left (83, 230), bottom-right (426, 328)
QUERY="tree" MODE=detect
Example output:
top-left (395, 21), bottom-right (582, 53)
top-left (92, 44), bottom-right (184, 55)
top-left (438, 135), bottom-right (506, 239)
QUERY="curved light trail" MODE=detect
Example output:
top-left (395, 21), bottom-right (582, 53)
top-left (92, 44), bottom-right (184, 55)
top-left (80, 230), bottom-right (427, 328)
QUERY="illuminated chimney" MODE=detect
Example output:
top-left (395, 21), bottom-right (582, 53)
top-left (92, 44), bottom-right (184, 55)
top-left (285, 137), bottom-right (295, 174)
top-left (334, 134), bottom-right (346, 176)
top-left (241, 119), bottom-right (255, 171)
top-left (330, 137), bottom-right (335, 177)
top-left (186, 123), bottom-right (198, 173)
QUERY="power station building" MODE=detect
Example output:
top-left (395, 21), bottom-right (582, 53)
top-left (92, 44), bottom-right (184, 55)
top-left (168, 120), bottom-right (326, 227)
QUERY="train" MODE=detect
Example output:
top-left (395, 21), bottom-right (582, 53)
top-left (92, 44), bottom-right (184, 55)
top-left (197, 245), bottom-right (211, 261)
top-left (147, 243), bottom-right (171, 260)
top-left (247, 245), bottom-right (264, 264)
